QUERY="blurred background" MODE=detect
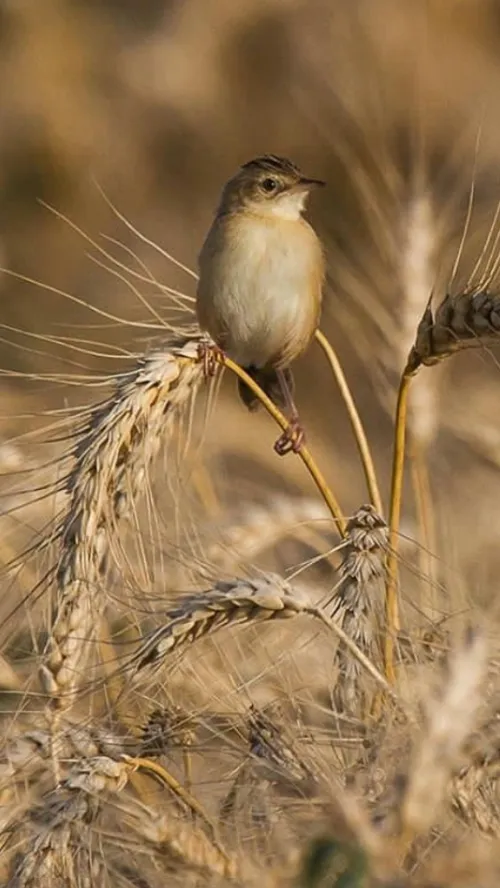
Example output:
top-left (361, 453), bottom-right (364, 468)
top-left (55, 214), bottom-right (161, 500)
top-left (2, 0), bottom-right (500, 606)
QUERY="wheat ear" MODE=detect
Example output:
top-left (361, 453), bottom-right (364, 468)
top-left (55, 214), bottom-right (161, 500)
top-left (330, 505), bottom-right (388, 716)
top-left (135, 575), bottom-right (394, 697)
top-left (6, 756), bottom-right (130, 887)
top-left (408, 289), bottom-right (500, 369)
top-left (44, 336), bottom-right (203, 715)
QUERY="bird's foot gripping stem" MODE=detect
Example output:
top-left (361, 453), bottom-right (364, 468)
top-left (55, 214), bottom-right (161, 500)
top-left (273, 416), bottom-right (306, 456)
top-left (197, 340), bottom-right (225, 377)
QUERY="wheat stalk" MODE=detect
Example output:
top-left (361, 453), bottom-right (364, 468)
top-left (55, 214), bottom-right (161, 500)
top-left (44, 335), bottom-right (203, 716)
top-left (314, 329), bottom-right (383, 515)
top-left (385, 285), bottom-right (500, 683)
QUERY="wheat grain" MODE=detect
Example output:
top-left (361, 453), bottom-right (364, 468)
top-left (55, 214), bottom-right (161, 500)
top-left (46, 335), bottom-right (204, 714)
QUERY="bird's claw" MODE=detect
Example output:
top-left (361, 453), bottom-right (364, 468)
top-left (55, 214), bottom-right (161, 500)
top-left (273, 417), bottom-right (305, 456)
top-left (197, 340), bottom-right (225, 377)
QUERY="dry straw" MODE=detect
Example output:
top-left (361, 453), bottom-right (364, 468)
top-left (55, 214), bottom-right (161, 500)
top-left (45, 336), bottom-right (204, 715)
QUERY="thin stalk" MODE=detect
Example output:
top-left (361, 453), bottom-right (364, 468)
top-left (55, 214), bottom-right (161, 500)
top-left (314, 329), bottom-right (383, 515)
top-left (216, 353), bottom-right (347, 536)
top-left (384, 364), bottom-right (419, 683)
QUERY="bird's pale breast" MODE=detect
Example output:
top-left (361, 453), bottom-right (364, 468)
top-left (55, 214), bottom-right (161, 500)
top-left (196, 213), bottom-right (324, 369)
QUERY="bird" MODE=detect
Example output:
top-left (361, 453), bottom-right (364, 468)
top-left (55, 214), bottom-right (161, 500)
top-left (196, 154), bottom-right (325, 454)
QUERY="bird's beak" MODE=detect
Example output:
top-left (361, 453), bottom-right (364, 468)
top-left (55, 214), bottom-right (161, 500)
top-left (298, 176), bottom-right (326, 189)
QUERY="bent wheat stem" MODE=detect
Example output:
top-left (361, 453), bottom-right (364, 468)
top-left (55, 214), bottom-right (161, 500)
top-left (384, 363), bottom-right (419, 683)
top-left (314, 328), bottom-right (383, 516)
top-left (217, 353), bottom-right (347, 535)
top-left (123, 755), bottom-right (228, 858)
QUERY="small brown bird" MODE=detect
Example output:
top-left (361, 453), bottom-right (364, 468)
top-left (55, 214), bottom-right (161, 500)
top-left (196, 154), bottom-right (325, 454)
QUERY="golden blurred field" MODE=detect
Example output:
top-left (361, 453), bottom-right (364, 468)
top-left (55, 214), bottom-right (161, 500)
top-left (3, 1), bottom-right (500, 885)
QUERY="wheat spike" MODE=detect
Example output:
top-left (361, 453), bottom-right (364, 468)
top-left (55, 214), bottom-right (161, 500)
top-left (0, 721), bottom-right (123, 809)
top-left (400, 188), bottom-right (441, 448)
top-left (135, 576), bottom-right (307, 669)
top-left (6, 755), bottom-right (131, 887)
top-left (330, 505), bottom-right (387, 713)
top-left (135, 573), bottom-right (392, 699)
top-left (45, 335), bottom-right (203, 713)
top-left (408, 289), bottom-right (500, 371)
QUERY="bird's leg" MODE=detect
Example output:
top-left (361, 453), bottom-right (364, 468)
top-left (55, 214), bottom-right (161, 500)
top-left (197, 338), bottom-right (225, 377)
top-left (273, 369), bottom-right (306, 456)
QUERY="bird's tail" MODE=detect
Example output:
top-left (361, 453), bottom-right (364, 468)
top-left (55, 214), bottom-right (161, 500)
top-left (237, 366), bottom-right (294, 412)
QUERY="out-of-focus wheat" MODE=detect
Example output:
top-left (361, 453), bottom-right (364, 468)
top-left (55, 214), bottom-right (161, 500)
top-left (204, 496), bottom-right (332, 574)
top-left (400, 629), bottom-right (488, 839)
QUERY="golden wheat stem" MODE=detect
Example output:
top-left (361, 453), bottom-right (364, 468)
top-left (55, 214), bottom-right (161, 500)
top-left (314, 329), bottom-right (383, 516)
top-left (218, 353), bottom-right (347, 535)
top-left (123, 755), bottom-right (227, 857)
top-left (384, 365), bottom-right (418, 683)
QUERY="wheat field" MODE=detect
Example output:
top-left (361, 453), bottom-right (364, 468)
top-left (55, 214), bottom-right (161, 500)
top-left (3, 2), bottom-right (500, 886)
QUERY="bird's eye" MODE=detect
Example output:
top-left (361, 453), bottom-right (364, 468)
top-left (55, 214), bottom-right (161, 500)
top-left (261, 177), bottom-right (278, 193)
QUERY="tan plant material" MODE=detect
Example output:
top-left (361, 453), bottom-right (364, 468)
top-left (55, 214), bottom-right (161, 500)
top-left (400, 629), bottom-right (488, 838)
top-left (0, 721), bottom-right (123, 806)
top-left (204, 495), bottom-right (331, 574)
top-left (134, 576), bottom-right (308, 668)
top-left (122, 797), bottom-right (238, 880)
top-left (247, 703), bottom-right (314, 786)
top-left (139, 704), bottom-right (198, 758)
top-left (46, 335), bottom-right (204, 713)
top-left (330, 505), bottom-right (388, 714)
